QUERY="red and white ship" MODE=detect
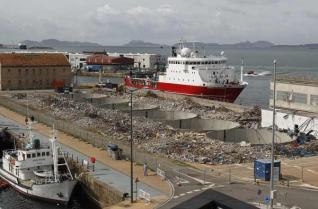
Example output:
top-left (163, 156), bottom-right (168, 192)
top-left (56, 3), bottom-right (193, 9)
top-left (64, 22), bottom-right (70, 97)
top-left (124, 45), bottom-right (248, 103)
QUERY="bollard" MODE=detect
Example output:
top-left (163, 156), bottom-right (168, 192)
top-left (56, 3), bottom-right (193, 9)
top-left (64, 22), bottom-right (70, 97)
top-left (301, 166), bottom-right (304, 182)
top-left (229, 168), bottom-right (232, 184)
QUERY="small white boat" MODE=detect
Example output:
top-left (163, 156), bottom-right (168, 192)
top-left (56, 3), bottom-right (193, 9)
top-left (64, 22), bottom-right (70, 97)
top-left (0, 121), bottom-right (77, 205)
top-left (244, 70), bottom-right (272, 77)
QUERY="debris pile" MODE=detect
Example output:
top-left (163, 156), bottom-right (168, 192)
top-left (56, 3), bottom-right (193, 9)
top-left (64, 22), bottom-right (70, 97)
top-left (10, 93), bottom-right (317, 164)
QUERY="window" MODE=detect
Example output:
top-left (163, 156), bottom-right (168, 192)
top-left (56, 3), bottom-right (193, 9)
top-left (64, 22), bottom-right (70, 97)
top-left (37, 153), bottom-right (41, 157)
top-left (277, 91), bottom-right (289, 101)
top-left (32, 153), bottom-right (36, 158)
top-left (42, 152), bottom-right (46, 156)
top-left (311, 95), bottom-right (318, 105)
top-left (46, 152), bottom-right (50, 156)
top-left (25, 69), bottom-right (28, 74)
top-left (7, 69), bottom-right (10, 73)
top-left (293, 93), bottom-right (307, 104)
top-left (27, 154), bottom-right (31, 159)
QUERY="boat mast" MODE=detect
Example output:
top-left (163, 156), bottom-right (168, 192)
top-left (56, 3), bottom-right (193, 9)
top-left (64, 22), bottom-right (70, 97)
top-left (240, 58), bottom-right (244, 83)
top-left (27, 121), bottom-right (34, 145)
top-left (50, 124), bottom-right (59, 183)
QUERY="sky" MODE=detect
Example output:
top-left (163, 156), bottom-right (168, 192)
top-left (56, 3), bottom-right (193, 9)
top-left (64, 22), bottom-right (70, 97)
top-left (1, 0), bottom-right (318, 45)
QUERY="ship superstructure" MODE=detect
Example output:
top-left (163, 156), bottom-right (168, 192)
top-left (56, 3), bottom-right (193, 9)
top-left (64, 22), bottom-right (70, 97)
top-left (125, 44), bottom-right (247, 102)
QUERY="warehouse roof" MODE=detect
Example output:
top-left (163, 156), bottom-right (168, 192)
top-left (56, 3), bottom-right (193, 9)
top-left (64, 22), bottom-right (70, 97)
top-left (86, 54), bottom-right (134, 65)
top-left (0, 53), bottom-right (70, 67)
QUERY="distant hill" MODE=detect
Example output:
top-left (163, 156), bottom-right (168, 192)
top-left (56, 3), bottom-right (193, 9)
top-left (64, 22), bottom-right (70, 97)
top-left (175, 40), bottom-right (275, 49)
top-left (21, 39), bottom-right (102, 47)
top-left (273, 43), bottom-right (318, 49)
top-left (123, 40), bottom-right (167, 47)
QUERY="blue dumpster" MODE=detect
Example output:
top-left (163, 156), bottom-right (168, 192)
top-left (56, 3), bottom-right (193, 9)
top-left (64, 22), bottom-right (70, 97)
top-left (254, 159), bottom-right (281, 181)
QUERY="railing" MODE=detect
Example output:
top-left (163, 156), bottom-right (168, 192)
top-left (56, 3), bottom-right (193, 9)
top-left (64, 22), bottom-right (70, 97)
top-left (138, 189), bottom-right (151, 203)
top-left (156, 167), bottom-right (166, 180)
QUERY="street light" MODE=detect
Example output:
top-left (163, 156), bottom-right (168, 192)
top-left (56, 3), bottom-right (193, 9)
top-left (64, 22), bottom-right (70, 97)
top-left (127, 86), bottom-right (138, 203)
top-left (270, 59), bottom-right (277, 208)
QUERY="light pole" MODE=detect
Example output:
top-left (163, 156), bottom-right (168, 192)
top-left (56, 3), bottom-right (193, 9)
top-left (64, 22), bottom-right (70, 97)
top-left (270, 59), bottom-right (277, 208)
top-left (128, 87), bottom-right (138, 203)
top-left (130, 88), bottom-right (133, 203)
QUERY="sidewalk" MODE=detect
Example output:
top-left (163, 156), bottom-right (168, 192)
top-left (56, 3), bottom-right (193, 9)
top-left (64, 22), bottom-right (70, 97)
top-left (0, 106), bottom-right (171, 208)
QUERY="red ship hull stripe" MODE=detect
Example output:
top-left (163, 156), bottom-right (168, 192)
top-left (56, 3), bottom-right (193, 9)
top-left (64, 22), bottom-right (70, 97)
top-left (124, 78), bottom-right (245, 103)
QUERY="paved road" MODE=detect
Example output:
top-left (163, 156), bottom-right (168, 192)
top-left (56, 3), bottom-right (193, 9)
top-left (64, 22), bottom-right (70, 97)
top-left (0, 115), bottom-right (163, 198)
top-left (160, 166), bottom-right (318, 209)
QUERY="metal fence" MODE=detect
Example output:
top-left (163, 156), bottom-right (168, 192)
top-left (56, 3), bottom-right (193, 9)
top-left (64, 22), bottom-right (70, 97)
top-left (0, 96), bottom-right (172, 175)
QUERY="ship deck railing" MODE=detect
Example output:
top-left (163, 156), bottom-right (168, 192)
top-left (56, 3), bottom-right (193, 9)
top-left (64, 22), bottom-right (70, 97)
top-left (32, 174), bottom-right (73, 185)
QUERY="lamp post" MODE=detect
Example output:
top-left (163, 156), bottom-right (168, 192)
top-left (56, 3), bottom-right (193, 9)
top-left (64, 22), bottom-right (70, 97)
top-left (270, 59), bottom-right (277, 208)
top-left (128, 86), bottom-right (138, 203)
top-left (130, 88), bottom-right (133, 203)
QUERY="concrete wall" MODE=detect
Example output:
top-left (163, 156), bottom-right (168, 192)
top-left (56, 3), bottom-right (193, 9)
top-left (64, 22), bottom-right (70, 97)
top-left (68, 160), bottom-right (123, 208)
top-left (99, 98), bottom-right (129, 110)
top-left (261, 109), bottom-right (318, 135)
top-left (145, 110), bottom-right (197, 121)
top-left (167, 118), bottom-right (240, 131)
top-left (207, 128), bottom-right (293, 145)
top-left (270, 81), bottom-right (318, 113)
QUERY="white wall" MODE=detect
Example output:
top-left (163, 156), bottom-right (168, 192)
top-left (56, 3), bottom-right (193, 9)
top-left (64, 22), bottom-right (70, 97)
top-left (261, 109), bottom-right (318, 136)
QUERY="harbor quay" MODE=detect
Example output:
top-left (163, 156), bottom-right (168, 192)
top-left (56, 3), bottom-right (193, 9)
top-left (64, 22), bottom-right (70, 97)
top-left (0, 87), bottom-right (318, 209)
top-left (0, 106), bottom-right (170, 208)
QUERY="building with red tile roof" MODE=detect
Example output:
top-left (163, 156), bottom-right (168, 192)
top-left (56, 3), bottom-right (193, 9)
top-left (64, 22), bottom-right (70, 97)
top-left (86, 54), bottom-right (134, 72)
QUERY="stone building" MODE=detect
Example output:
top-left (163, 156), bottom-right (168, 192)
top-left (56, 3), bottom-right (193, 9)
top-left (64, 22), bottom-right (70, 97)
top-left (0, 53), bottom-right (72, 90)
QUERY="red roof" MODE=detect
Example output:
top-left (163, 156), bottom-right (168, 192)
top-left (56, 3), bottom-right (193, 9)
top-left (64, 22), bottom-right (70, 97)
top-left (87, 55), bottom-right (134, 65)
top-left (0, 53), bottom-right (70, 67)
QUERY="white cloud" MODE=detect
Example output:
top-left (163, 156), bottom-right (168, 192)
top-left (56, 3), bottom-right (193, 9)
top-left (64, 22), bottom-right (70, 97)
top-left (97, 4), bottom-right (120, 16)
top-left (126, 6), bottom-right (152, 16)
top-left (157, 4), bottom-right (175, 15)
top-left (0, 0), bottom-right (318, 45)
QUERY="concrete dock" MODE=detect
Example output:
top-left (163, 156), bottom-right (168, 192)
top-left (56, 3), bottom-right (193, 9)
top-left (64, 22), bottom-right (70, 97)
top-left (0, 106), bottom-right (170, 208)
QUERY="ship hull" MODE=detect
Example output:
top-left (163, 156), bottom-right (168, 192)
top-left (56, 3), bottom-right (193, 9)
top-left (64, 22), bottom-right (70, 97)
top-left (124, 78), bottom-right (245, 103)
top-left (0, 167), bottom-right (77, 205)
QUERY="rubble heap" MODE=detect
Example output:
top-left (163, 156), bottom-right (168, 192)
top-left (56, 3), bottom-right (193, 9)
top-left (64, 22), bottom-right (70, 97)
top-left (12, 93), bottom-right (317, 164)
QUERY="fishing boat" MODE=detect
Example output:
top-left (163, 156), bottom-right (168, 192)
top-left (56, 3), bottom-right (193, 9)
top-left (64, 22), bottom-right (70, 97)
top-left (0, 121), bottom-right (77, 204)
top-left (124, 43), bottom-right (248, 103)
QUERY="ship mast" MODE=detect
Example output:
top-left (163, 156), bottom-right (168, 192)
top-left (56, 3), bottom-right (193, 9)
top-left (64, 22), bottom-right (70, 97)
top-left (240, 58), bottom-right (244, 83)
top-left (50, 124), bottom-right (59, 183)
